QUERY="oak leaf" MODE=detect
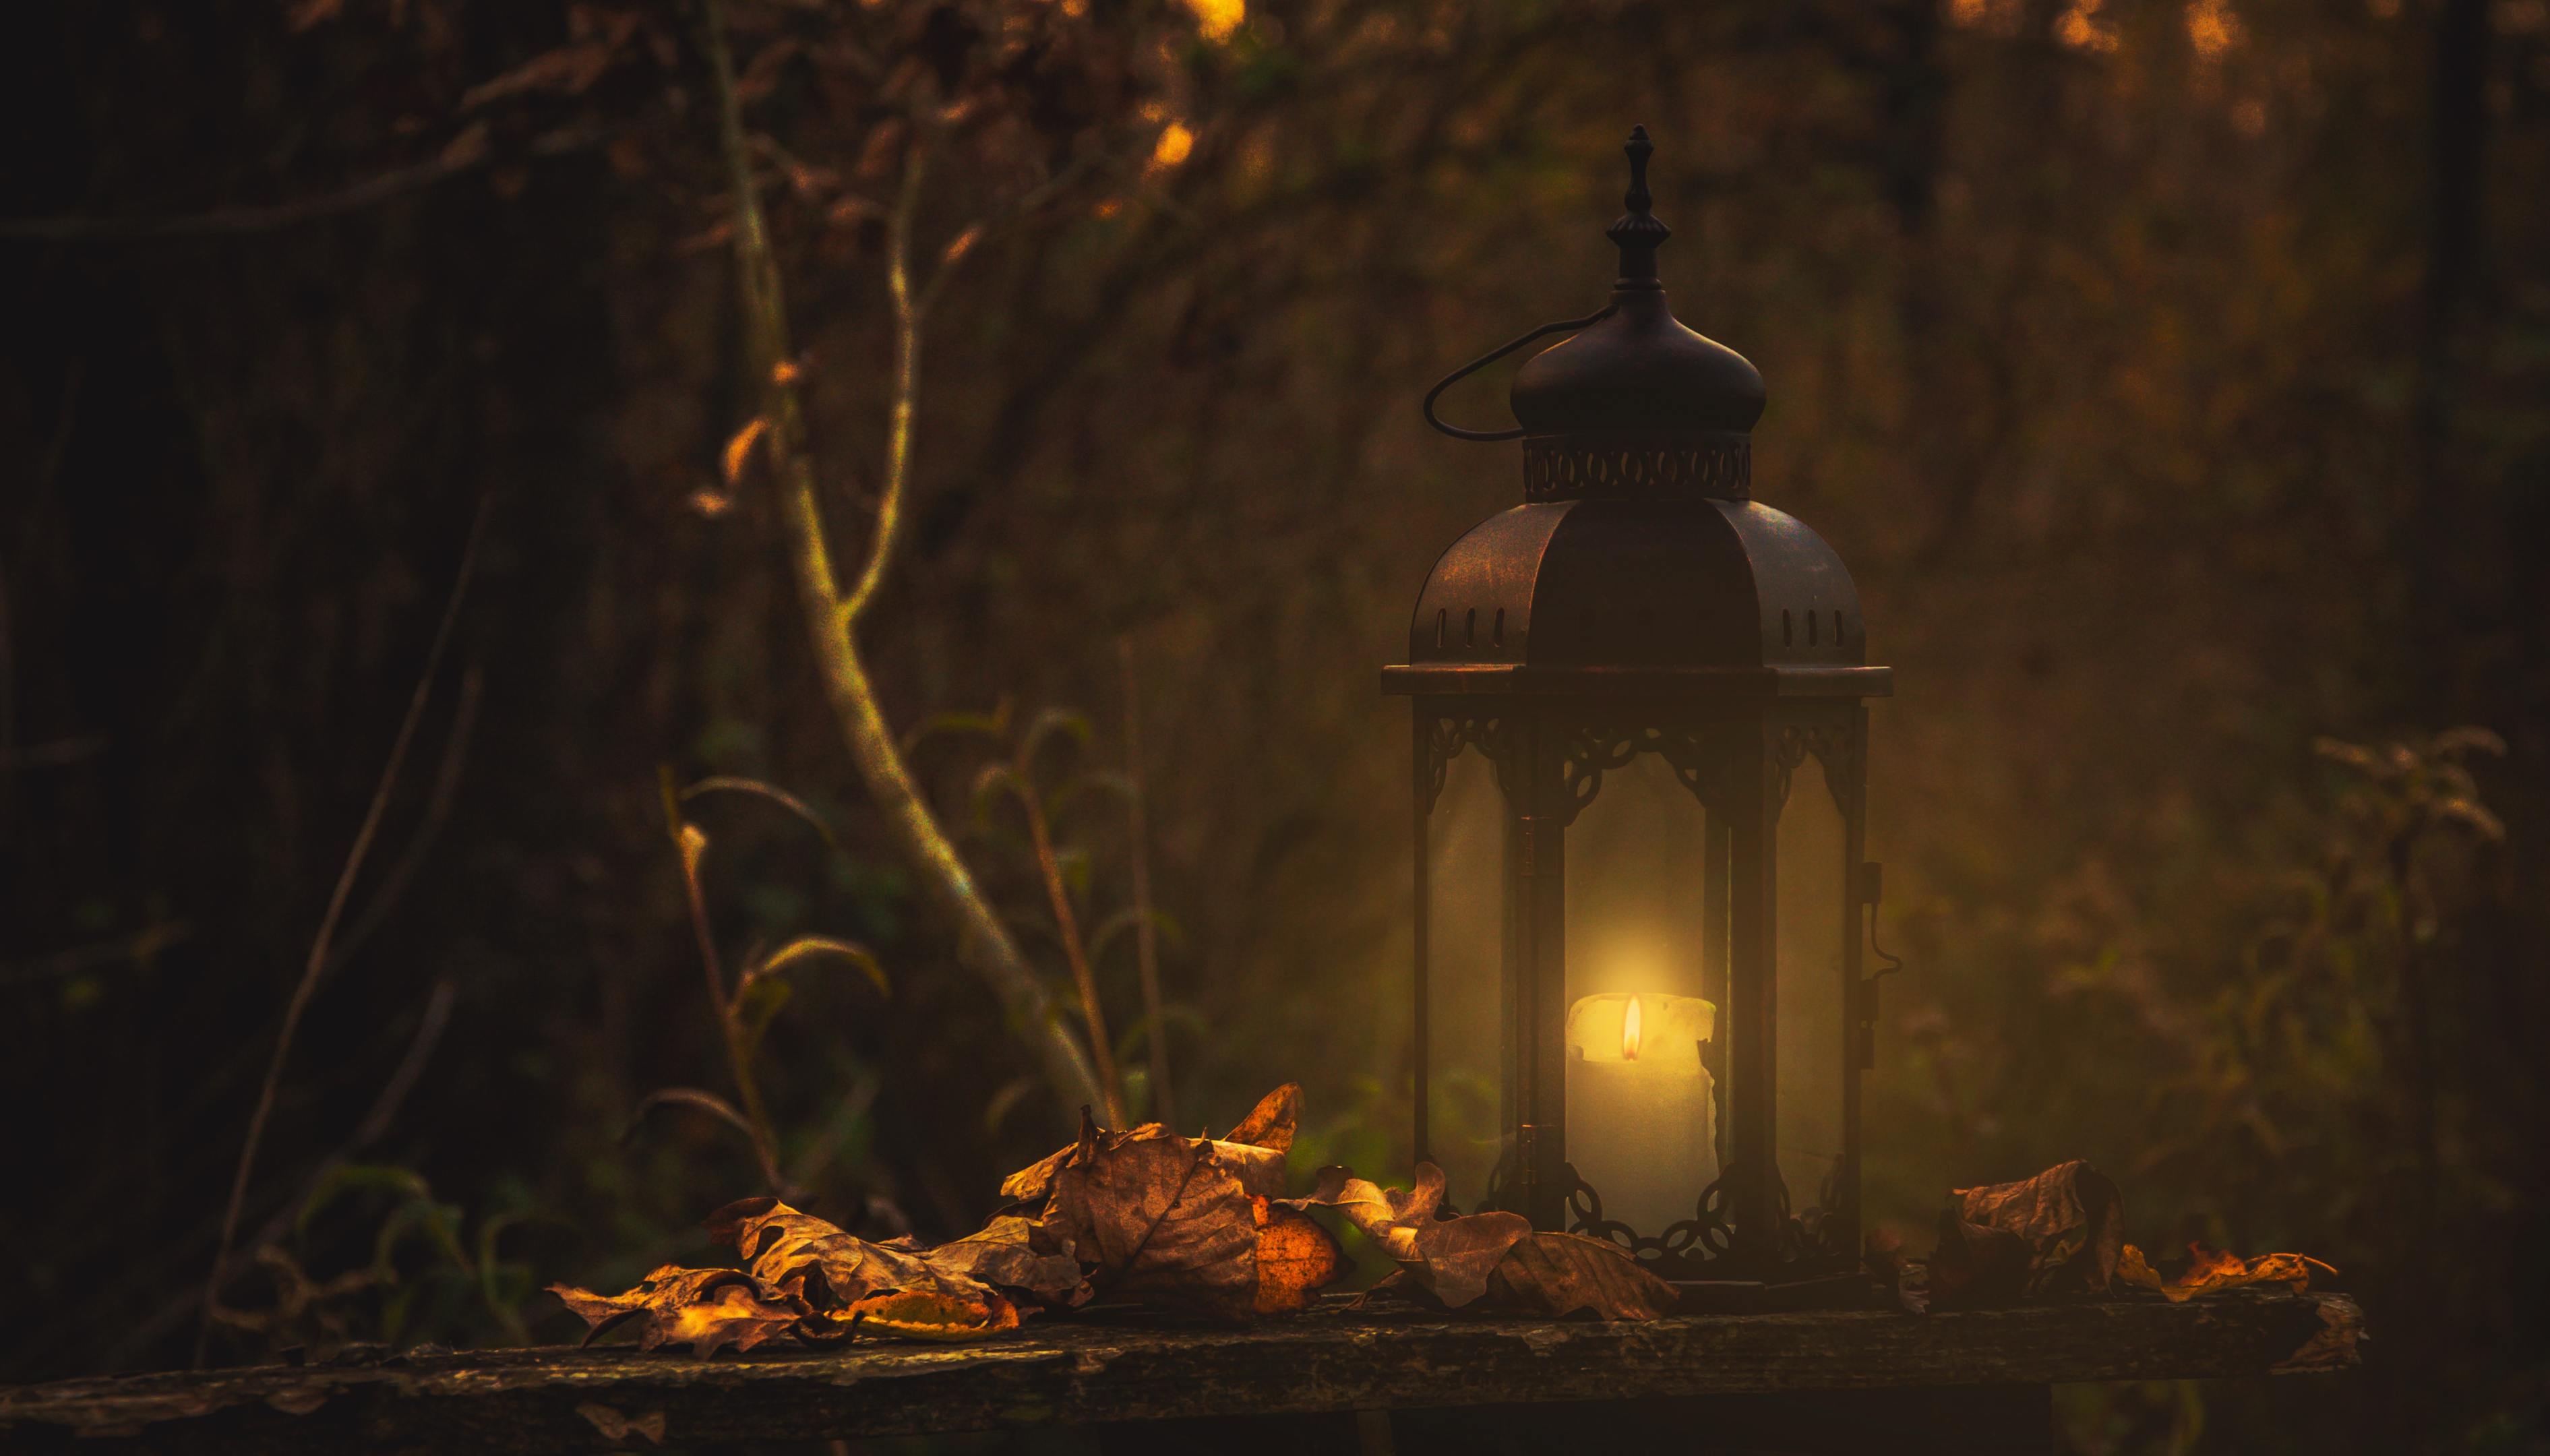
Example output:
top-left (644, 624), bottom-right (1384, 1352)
top-left (706, 1196), bottom-right (967, 1308)
top-left (1951, 1160), bottom-right (2123, 1296)
top-left (1483, 1232), bottom-right (1679, 1321)
top-left (547, 1265), bottom-right (808, 1358)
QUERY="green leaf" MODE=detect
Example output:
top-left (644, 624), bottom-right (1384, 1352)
top-left (748, 935), bottom-right (890, 997)
top-left (1085, 906), bottom-right (1186, 967)
top-left (971, 762), bottom-right (1022, 826)
top-left (679, 775), bottom-right (841, 853)
top-left (899, 704), bottom-right (1014, 756)
top-left (1019, 708), bottom-right (1093, 768)
top-left (298, 1161), bottom-right (434, 1239)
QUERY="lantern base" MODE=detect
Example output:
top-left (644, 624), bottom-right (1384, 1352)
top-left (1671, 1273), bottom-right (1880, 1316)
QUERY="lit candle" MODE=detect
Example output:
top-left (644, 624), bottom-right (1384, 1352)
top-left (1565, 992), bottom-right (1717, 1238)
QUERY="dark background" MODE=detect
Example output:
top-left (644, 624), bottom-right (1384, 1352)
top-left (3, 0), bottom-right (2545, 1451)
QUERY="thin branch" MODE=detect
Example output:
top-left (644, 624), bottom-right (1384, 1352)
top-left (1118, 636), bottom-right (1174, 1130)
top-left (0, 921), bottom-right (193, 986)
top-left (0, 124), bottom-right (604, 241)
top-left (196, 495), bottom-right (488, 1367)
top-left (837, 151), bottom-right (938, 631)
top-left (245, 979), bottom-right (457, 1256)
top-left (325, 663), bottom-right (483, 975)
top-left (699, 0), bottom-right (1105, 1114)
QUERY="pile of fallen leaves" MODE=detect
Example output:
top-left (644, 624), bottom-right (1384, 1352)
top-left (549, 1085), bottom-right (1674, 1355)
top-left (1866, 1160), bottom-right (2337, 1312)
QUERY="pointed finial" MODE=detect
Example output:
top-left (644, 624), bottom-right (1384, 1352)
top-left (1623, 124), bottom-right (1654, 216)
top-left (1605, 125), bottom-right (1671, 290)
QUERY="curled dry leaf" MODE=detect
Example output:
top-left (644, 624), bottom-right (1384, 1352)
top-left (1925, 1208), bottom-right (2031, 1310)
top-left (722, 417), bottom-right (769, 485)
top-left (845, 1286), bottom-right (1023, 1341)
top-left (2117, 1242), bottom-right (2336, 1302)
top-left (1252, 1197), bottom-right (1347, 1315)
top-left (1043, 1110), bottom-right (1258, 1318)
top-left (1221, 1083), bottom-right (1302, 1153)
top-left (1951, 1159), bottom-right (2123, 1296)
top-left (1484, 1232), bottom-right (1679, 1321)
top-left (1004, 1124), bottom-right (1283, 1206)
top-left (1283, 1162), bottom-right (1533, 1310)
top-left (924, 1214), bottom-right (1089, 1308)
top-left (547, 1265), bottom-right (808, 1358)
top-left (706, 1196), bottom-right (961, 1308)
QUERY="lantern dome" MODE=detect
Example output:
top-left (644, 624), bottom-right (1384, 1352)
top-left (1399, 497), bottom-right (1867, 682)
top-left (1387, 125), bottom-right (1887, 701)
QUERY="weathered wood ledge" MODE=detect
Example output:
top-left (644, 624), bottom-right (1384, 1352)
top-left (2, 1291), bottom-right (2362, 1454)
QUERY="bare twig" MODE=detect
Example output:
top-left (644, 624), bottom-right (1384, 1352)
top-left (326, 663), bottom-right (483, 975)
top-left (1117, 636), bottom-right (1174, 1130)
top-left (0, 124), bottom-right (604, 241)
top-left (247, 978), bottom-right (458, 1256)
top-left (197, 497), bottom-right (488, 1367)
top-left (699, 0), bottom-right (1105, 1113)
top-left (0, 921), bottom-right (193, 986)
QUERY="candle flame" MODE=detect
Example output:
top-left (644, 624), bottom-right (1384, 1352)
top-left (1622, 995), bottom-right (1642, 1060)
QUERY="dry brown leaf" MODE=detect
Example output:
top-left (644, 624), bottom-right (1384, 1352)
top-left (1043, 1111), bottom-right (1258, 1318)
top-left (2117, 1242), bottom-right (2335, 1302)
top-left (1283, 1161), bottom-right (1532, 1310)
top-left (1924, 1208), bottom-right (2031, 1309)
top-left (1002, 1112), bottom-right (1283, 1204)
top-left (705, 1196), bottom-right (969, 1309)
top-left (1483, 1232), bottom-right (1678, 1321)
top-left (845, 1286), bottom-right (1023, 1342)
top-left (999, 1120), bottom-right (1165, 1203)
top-left (547, 1265), bottom-right (808, 1358)
top-left (923, 1214), bottom-right (1089, 1308)
top-left (722, 417), bottom-right (769, 485)
top-left (1252, 1196), bottom-right (1347, 1314)
top-left (1952, 1160), bottom-right (2123, 1296)
top-left (1222, 1083), bottom-right (1302, 1153)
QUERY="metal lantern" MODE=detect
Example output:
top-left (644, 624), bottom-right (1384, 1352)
top-left (1387, 127), bottom-right (1893, 1301)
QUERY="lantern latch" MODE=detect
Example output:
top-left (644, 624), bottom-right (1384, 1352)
top-left (1856, 861), bottom-right (1905, 1069)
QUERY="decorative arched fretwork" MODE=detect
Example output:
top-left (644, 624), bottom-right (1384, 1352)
top-left (1773, 721), bottom-right (1860, 823)
top-left (1547, 723), bottom-right (1749, 826)
top-left (1422, 714), bottom-right (1519, 814)
top-left (1560, 1163), bottom-right (1734, 1281)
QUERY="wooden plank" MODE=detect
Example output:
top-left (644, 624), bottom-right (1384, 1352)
top-left (0, 1292), bottom-right (2360, 1455)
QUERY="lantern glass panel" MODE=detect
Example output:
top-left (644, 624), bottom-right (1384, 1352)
top-left (1562, 752), bottom-right (1719, 1237)
top-left (1773, 756), bottom-right (1850, 1231)
top-left (1424, 748), bottom-right (1509, 1213)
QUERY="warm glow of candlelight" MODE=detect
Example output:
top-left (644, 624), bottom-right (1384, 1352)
top-left (1622, 994), bottom-right (1643, 1060)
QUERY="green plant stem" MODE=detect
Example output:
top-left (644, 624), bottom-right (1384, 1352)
top-left (1118, 636), bottom-right (1174, 1130)
top-left (700, 0), bottom-right (1105, 1116)
top-left (671, 824), bottom-right (783, 1190)
top-left (1014, 754), bottom-right (1128, 1128)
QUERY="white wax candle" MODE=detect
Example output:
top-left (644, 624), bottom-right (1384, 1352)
top-left (1565, 992), bottom-right (1717, 1238)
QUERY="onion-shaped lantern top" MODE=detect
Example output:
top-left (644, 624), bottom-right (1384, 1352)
top-left (1399, 127), bottom-right (1879, 701)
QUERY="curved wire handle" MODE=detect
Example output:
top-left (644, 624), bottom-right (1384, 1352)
top-left (1421, 305), bottom-right (1617, 442)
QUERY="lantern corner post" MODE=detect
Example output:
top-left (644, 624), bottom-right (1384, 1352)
top-left (1410, 702), bottom-right (1432, 1172)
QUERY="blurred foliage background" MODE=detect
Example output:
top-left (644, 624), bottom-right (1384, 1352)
top-left (3, 0), bottom-right (2545, 1450)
